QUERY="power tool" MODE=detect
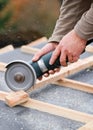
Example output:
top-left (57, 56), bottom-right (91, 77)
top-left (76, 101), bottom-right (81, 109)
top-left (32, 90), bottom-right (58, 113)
top-left (5, 40), bottom-right (93, 91)
top-left (5, 51), bottom-right (61, 91)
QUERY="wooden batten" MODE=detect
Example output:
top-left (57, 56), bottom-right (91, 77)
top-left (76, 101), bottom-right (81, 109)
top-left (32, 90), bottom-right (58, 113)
top-left (54, 78), bottom-right (93, 93)
top-left (22, 98), bottom-right (93, 123)
top-left (28, 37), bottom-right (47, 46)
top-left (21, 46), bottom-right (39, 54)
top-left (0, 45), bottom-right (14, 54)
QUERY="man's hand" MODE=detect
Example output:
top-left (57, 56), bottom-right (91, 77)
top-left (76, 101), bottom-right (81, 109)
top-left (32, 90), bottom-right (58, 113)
top-left (32, 42), bottom-right (57, 61)
top-left (49, 30), bottom-right (87, 66)
top-left (32, 42), bottom-right (60, 79)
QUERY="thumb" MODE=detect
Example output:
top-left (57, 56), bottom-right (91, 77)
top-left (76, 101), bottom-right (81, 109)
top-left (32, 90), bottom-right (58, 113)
top-left (32, 43), bottom-right (57, 62)
top-left (32, 51), bottom-right (45, 62)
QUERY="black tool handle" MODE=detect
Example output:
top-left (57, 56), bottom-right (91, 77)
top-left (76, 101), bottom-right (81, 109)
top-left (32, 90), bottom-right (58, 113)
top-left (30, 51), bottom-right (61, 78)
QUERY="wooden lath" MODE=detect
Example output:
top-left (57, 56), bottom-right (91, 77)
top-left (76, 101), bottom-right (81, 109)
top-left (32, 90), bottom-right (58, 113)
top-left (21, 46), bottom-right (40, 54)
top-left (27, 37), bottom-right (47, 46)
top-left (21, 37), bottom-right (47, 54)
top-left (54, 78), bottom-right (93, 93)
top-left (0, 45), bottom-right (14, 54)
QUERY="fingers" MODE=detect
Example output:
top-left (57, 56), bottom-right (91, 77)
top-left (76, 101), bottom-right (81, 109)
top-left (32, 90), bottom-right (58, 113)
top-left (60, 50), bottom-right (67, 66)
top-left (32, 49), bottom-right (49, 62)
top-left (38, 76), bottom-right (42, 80)
top-left (32, 50), bottom-right (45, 62)
top-left (60, 51), bottom-right (79, 66)
top-left (32, 43), bottom-right (57, 62)
top-left (49, 46), bottom-right (61, 65)
top-left (38, 68), bottom-right (60, 80)
top-left (71, 55), bottom-right (79, 62)
top-left (67, 52), bottom-right (74, 63)
top-left (54, 68), bottom-right (60, 72)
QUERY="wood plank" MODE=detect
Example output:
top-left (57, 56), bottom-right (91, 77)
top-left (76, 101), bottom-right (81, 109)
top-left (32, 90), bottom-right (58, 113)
top-left (78, 121), bottom-right (93, 130)
top-left (0, 90), bottom-right (93, 123)
top-left (22, 99), bottom-right (93, 123)
top-left (28, 56), bottom-right (93, 92)
top-left (86, 45), bottom-right (93, 53)
top-left (5, 90), bottom-right (29, 107)
top-left (0, 45), bottom-right (14, 54)
top-left (28, 37), bottom-right (47, 46)
top-left (21, 46), bottom-right (39, 54)
top-left (54, 78), bottom-right (93, 93)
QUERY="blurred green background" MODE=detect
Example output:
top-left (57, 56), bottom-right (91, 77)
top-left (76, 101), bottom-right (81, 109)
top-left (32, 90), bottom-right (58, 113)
top-left (0, 0), bottom-right (61, 48)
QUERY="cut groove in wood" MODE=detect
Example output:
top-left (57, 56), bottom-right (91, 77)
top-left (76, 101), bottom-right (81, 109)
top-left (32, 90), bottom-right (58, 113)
top-left (21, 46), bottom-right (39, 54)
top-left (0, 90), bottom-right (93, 123)
top-left (0, 45), bottom-right (14, 54)
top-left (78, 121), bottom-right (93, 130)
top-left (28, 37), bottom-right (47, 46)
top-left (54, 78), bottom-right (93, 93)
top-left (28, 56), bottom-right (93, 92)
top-left (86, 45), bottom-right (93, 53)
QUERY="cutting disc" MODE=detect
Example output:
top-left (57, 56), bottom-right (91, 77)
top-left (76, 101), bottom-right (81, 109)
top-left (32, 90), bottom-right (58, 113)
top-left (5, 60), bottom-right (36, 91)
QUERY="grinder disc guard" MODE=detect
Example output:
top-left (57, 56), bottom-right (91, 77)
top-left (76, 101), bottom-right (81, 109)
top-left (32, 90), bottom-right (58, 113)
top-left (5, 60), bottom-right (36, 91)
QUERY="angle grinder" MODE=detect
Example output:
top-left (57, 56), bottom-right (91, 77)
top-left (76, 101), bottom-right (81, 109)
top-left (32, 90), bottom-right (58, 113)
top-left (5, 51), bottom-right (61, 91)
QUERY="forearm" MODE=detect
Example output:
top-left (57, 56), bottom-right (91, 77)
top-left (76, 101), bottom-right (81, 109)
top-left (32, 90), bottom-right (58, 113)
top-left (48, 0), bottom-right (91, 43)
top-left (74, 3), bottom-right (93, 40)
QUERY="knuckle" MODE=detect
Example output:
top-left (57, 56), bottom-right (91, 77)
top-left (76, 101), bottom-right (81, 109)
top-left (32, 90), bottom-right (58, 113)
top-left (73, 57), bottom-right (79, 62)
top-left (68, 51), bottom-right (72, 55)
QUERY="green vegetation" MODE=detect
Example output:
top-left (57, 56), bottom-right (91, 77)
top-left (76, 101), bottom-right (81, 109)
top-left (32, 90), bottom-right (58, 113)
top-left (0, 0), bottom-right (12, 32)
